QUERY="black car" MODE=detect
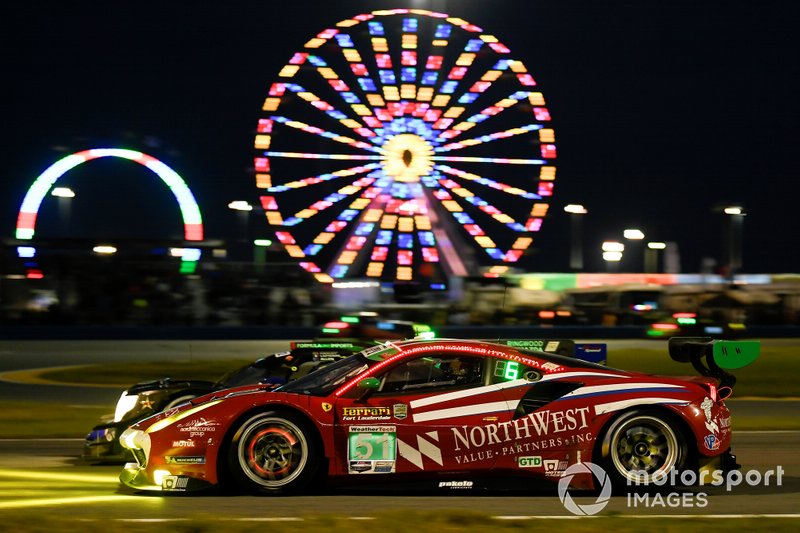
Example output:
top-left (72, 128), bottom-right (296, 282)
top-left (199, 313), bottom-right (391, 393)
top-left (82, 340), bottom-right (370, 462)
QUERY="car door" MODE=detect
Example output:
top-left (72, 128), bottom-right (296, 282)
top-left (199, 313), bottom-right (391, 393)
top-left (334, 350), bottom-right (521, 476)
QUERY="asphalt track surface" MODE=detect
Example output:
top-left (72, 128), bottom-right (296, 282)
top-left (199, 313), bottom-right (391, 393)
top-left (0, 339), bottom-right (798, 521)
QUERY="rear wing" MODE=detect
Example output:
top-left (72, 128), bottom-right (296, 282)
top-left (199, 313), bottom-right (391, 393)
top-left (668, 337), bottom-right (760, 389)
top-left (496, 339), bottom-right (608, 365)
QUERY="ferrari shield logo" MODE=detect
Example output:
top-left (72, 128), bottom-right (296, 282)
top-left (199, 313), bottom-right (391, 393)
top-left (393, 404), bottom-right (408, 420)
top-left (322, 403), bottom-right (332, 412)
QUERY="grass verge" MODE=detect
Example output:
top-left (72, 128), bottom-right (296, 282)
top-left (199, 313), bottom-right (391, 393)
top-left (38, 360), bottom-right (252, 386)
top-left (608, 344), bottom-right (800, 397)
top-left (0, 402), bottom-right (108, 438)
top-left (0, 511), bottom-right (796, 532)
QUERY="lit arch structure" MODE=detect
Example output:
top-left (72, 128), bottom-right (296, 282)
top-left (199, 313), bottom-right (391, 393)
top-left (15, 148), bottom-right (204, 242)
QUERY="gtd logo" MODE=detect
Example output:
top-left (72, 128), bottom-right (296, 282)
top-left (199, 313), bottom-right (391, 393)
top-left (557, 462), bottom-right (613, 515)
top-left (518, 456), bottom-right (542, 468)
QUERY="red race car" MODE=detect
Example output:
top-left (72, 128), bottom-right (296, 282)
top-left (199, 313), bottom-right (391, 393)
top-left (119, 337), bottom-right (758, 494)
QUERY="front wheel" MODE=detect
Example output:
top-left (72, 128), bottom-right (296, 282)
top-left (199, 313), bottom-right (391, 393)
top-left (227, 412), bottom-right (319, 494)
top-left (598, 409), bottom-right (687, 490)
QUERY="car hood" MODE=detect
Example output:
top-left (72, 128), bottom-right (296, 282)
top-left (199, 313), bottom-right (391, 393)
top-left (126, 378), bottom-right (216, 395)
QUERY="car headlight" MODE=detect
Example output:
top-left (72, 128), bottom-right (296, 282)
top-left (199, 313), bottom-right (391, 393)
top-left (120, 427), bottom-right (151, 457)
top-left (114, 392), bottom-right (140, 422)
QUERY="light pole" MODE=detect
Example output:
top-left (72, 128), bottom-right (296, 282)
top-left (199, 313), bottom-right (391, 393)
top-left (51, 187), bottom-right (75, 237)
top-left (228, 200), bottom-right (254, 253)
top-left (253, 238), bottom-right (273, 273)
top-left (564, 204), bottom-right (587, 271)
top-left (645, 241), bottom-right (666, 273)
top-left (723, 206), bottom-right (745, 278)
top-left (602, 241), bottom-right (624, 272)
top-left (623, 228), bottom-right (645, 272)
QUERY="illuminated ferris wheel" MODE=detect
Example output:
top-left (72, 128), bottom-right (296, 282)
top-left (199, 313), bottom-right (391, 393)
top-left (254, 8), bottom-right (556, 284)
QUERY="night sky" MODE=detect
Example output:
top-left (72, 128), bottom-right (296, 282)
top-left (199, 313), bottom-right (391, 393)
top-left (1, 0), bottom-right (798, 274)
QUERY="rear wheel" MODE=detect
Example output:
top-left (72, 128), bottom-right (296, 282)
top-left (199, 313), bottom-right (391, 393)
top-left (227, 412), bottom-right (319, 494)
top-left (598, 409), bottom-right (686, 489)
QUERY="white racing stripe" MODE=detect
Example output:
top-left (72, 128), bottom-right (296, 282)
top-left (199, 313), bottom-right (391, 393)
top-left (412, 400), bottom-right (517, 423)
top-left (540, 371), bottom-right (629, 382)
top-left (410, 371), bottom-right (628, 410)
top-left (560, 382), bottom-right (687, 399)
top-left (594, 397), bottom-right (689, 415)
top-left (409, 380), bottom-right (527, 409)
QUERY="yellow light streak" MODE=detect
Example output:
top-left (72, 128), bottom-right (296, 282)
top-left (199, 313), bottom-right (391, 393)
top-left (0, 495), bottom-right (148, 510)
top-left (0, 469), bottom-right (119, 484)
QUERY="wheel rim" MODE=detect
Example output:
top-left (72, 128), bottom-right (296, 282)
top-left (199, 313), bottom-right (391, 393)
top-left (609, 415), bottom-right (680, 484)
top-left (237, 417), bottom-right (308, 488)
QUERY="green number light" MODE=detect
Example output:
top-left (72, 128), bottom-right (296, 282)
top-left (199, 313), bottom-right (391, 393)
top-left (504, 361), bottom-right (520, 380)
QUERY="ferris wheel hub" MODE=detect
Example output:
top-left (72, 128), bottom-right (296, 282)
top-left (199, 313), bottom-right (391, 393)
top-left (381, 134), bottom-right (434, 183)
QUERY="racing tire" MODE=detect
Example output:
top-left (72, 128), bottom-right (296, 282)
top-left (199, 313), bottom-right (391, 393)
top-left (227, 411), bottom-right (319, 494)
top-left (597, 409), bottom-right (687, 491)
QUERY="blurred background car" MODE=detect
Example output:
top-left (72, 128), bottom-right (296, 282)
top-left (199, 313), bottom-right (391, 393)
top-left (82, 340), bottom-right (370, 463)
top-left (646, 311), bottom-right (746, 339)
top-left (317, 312), bottom-right (435, 340)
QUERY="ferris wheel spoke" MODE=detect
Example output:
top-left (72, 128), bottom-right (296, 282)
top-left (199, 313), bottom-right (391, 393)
top-left (426, 185), bottom-right (505, 262)
top-left (280, 81), bottom-right (380, 141)
top-left (269, 115), bottom-right (380, 153)
top-left (435, 123), bottom-right (543, 153)
top-left (431, 154), bottom-right (546, 165)
top-left (434, 164), bottom-right (541, 200)
top-left (433, 175), bottom-right (529, 233)
top-left (427, 36), bottom-right (487, 113)
top-left (435, 89), bottom-right (534, 143)
top-left (283, 177), bottom-right (379, 227)
top-left (432, 54), bottom-right (538, 133)
top-left (264, 151), bottom-right (382, 161)
top-left (329, 30), bottom-right (393, 128)
top-left (360, 19), bottom-right (452, 129)
top-left (266, 163), bottom-right (381, 193)
top-left (279, 44), bottom-right (383, 135)
top-left (301, 178), bottom-right (387, 264)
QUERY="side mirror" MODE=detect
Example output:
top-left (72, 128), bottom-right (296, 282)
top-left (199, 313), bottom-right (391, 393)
top-left (357, 377), bottom-right (381, 390)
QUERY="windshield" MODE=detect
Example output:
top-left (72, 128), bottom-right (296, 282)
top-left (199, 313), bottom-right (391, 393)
top-left (214, 355), bottom-right (295, 389)
top-left (276, 354), bottom-right (372, 396)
